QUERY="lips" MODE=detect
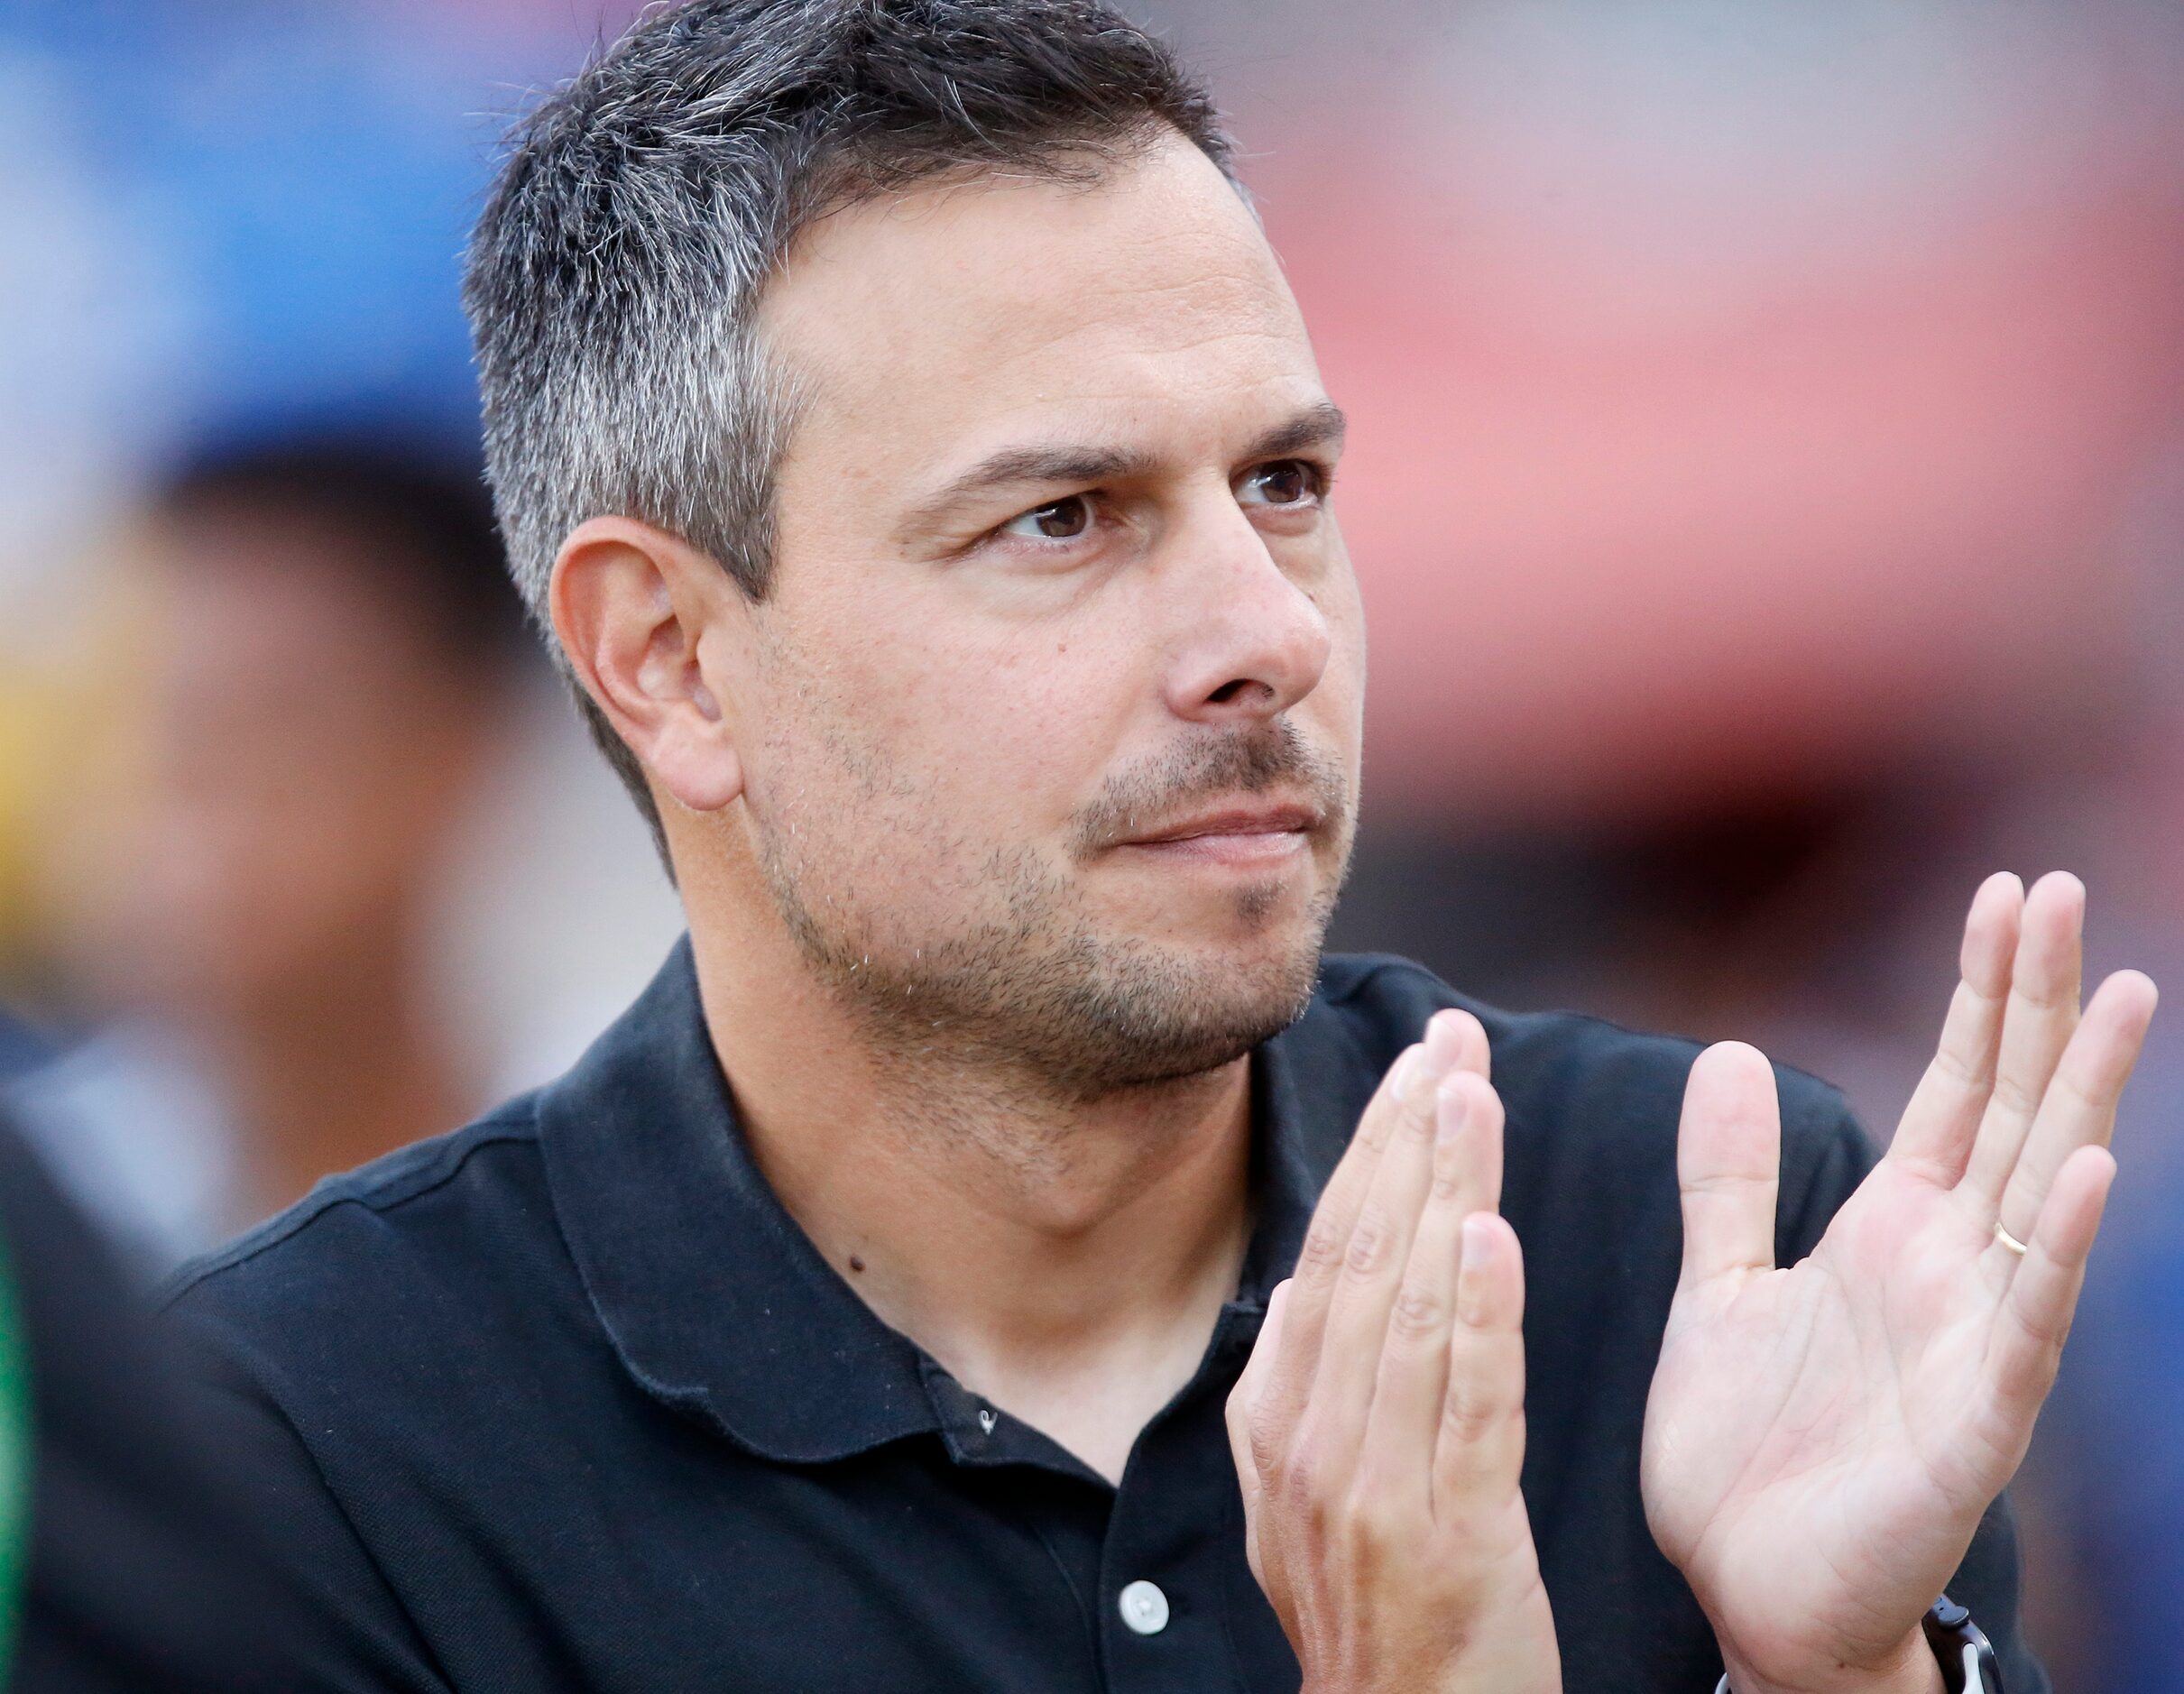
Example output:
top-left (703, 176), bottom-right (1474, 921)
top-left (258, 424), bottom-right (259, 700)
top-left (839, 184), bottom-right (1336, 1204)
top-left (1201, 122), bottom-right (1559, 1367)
top-left (1119, 800), bottom-right (1322, 847)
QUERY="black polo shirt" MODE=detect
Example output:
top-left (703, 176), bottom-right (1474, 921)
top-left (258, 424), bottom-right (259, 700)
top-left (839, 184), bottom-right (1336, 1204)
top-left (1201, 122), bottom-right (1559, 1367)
top-left (167, 944), bottom-right (2046, 1693)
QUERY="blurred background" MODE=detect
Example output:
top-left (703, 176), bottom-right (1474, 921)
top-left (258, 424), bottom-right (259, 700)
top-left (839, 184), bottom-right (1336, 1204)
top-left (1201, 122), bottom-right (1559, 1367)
top-left (0, 0), bottom-right (2179, 1683)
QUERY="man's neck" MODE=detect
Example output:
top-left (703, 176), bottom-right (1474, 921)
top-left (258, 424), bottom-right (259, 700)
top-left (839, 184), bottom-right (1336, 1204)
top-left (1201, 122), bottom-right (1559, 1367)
top-left (691, 927), bottom-right (1256, 1485)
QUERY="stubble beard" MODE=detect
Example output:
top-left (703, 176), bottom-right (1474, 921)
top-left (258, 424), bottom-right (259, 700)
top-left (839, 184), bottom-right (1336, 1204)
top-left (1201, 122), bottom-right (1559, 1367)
top-left (751, 723), bottom-right (1353, 1101)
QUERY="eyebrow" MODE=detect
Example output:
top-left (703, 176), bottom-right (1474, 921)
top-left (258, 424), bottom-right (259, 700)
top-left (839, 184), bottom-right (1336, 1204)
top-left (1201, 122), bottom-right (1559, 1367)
top-left (1239, 400), bottom-right (1348, 465)
top-left (903, 400), bottom-right (1350, 535)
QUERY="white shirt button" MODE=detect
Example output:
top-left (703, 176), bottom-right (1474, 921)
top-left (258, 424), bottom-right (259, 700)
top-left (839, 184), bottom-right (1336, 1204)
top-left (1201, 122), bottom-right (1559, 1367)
top-left (1118, 1579), bottom-right (1169, 1636)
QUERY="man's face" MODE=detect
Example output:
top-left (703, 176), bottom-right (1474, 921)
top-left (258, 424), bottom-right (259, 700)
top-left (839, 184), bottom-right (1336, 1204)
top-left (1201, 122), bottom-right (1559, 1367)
top-left (738, 131), bottom-right (1364, 1094)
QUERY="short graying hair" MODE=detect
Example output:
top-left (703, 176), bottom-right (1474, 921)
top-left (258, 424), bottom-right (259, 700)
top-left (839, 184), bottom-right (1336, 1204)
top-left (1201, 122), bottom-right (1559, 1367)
top-left (463, 0), bottom-right (1239, 858)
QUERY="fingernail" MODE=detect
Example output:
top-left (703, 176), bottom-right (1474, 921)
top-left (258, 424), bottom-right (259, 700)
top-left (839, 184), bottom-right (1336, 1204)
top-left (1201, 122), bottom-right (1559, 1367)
top-left (1423, 1009), bottom-right (1468, 1070)
top-left (1388, 1045), bottom-right (1423, 1095)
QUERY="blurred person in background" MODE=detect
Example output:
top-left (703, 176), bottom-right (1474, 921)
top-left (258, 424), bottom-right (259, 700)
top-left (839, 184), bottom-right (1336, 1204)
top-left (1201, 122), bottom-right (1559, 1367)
top-left (5, 437), bottom-right (530, 1276)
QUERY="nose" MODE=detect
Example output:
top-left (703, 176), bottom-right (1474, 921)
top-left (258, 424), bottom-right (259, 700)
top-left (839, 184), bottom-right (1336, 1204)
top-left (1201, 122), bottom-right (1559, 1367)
top-left (1159, 498), bottom-right (1333, 726)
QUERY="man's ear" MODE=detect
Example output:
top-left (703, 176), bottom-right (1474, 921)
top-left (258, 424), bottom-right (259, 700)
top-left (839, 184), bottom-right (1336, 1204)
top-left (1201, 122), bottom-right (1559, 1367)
top-left (549, 516), bottom-right (748, 814)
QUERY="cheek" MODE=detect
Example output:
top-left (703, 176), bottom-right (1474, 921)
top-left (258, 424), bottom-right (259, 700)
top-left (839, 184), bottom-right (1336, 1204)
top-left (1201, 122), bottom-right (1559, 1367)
top-left (776, 606), bottom-right (1127, 838)
top-left (945, 635), bottom-right (1127, 806)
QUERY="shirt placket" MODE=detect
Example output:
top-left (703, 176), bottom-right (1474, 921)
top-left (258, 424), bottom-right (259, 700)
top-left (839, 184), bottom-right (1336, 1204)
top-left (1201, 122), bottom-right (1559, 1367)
top-left (1093, 1306), bottom-right (1268, 1694)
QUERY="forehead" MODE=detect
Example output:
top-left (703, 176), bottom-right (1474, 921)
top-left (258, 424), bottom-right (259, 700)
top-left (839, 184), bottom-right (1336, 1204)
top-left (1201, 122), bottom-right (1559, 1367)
top-left (759, 133), bottom-right (1321, 465)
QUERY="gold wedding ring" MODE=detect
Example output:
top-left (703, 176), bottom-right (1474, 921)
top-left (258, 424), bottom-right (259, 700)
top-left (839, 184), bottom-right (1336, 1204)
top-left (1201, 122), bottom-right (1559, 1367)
top-left (1993, 1220), bottom-right (2030, 1257)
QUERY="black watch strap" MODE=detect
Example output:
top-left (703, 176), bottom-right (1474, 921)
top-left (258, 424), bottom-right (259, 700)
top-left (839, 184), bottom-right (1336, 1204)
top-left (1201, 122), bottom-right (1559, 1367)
top-left (1922, 1595), bottom-right (2003, 1694)
top-left (1711, 1597), bottom-right (2003, 1694)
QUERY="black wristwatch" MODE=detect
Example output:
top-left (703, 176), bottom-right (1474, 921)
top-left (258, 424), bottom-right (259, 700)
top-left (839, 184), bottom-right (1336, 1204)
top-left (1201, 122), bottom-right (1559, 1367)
top-left (1712, 1597), bottom-right (2002, 1694)
top-left (1921, 1596), bottom-right (2002, 1694)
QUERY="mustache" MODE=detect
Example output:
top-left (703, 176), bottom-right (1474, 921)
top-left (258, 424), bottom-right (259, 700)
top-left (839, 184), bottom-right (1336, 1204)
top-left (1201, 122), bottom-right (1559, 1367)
top-left (1067, 721), bottom-right (1350, 861)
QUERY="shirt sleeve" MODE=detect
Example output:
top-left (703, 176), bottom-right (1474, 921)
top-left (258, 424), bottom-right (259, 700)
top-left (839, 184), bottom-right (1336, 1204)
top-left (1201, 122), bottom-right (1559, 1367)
top-left (184, 1342), bottom-right (456, 1694)
top-left (1775, 1087), bottom-right (2051, 1694)
top-left (0, 1104), bottom-right (451, 1694)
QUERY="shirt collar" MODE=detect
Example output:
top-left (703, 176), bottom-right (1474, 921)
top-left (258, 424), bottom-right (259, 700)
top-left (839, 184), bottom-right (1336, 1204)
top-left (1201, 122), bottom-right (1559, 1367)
top-left (537, 937), bottom-right (1354, 1465)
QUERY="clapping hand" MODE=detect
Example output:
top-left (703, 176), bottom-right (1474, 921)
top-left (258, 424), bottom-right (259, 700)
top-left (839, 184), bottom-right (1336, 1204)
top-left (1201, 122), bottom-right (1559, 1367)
top-left (1642, 872), bottom-right (2157, 1693)
top-left (1227, 1009), bottom-right (1561, 1694)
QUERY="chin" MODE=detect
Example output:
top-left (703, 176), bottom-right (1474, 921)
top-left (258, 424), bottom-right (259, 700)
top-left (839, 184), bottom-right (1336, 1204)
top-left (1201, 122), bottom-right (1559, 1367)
top-left (1123, 858), bottom-right (1322, 944)
top-left (771, 824), bottom-right (1347, 1098)
top-left (1229, 872), bottom-right (1306, 934)
top-left (1037, 903), bottom-right (1332, 1098)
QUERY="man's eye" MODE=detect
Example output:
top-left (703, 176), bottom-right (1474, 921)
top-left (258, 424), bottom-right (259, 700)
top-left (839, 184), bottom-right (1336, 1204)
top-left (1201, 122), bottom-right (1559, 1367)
top-left (1238, 461), bottom-right (1322, 507)
top-left (1000, 495), bottom-right (1093, 540)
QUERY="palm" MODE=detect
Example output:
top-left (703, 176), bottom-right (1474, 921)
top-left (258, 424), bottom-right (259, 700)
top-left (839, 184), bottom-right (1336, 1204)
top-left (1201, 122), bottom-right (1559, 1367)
top-left (1641, 873), bottom-right (2156, 1689)
top-left (1648, 1162), bottom-right (2016, 1664)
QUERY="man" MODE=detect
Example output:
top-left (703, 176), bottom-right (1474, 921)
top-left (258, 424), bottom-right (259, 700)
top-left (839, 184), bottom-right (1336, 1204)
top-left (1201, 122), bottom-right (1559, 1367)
top-left (169, 4), bottom-right (2155, 1690)
top-left (13, 437), bottom-right (524, 1273)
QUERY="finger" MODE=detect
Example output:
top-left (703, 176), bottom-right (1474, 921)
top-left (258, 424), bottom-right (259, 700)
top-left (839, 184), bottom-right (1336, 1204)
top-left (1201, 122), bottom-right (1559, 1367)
top-left (1227, 1278), bottom-right (1292, 1578)
top-left (1675, 1043), bottom-right (1782, 1303)
top-left (1359, 1074), bottom-right (1505, 1487)
top-left (1431, 1211), bottom-right (1528, 1518)
top-left (1980, 1144), bottom-right (2116, 1454)
top-left (1423, 1003), bottom-right (1493, 1082)
top-left (1309, 1045), bottom-right (1488, 1469)
top-left (1453, 1007), bottom-right (1492, 1082)
top-left (1994, 969), bottom-right (2156, 1245)
top-left (1960, 871), bottom-right (2085, 1221)
top-left (1259, 1041), bottom-right (1423, 1426)
top-left (1887, 872), bottom-right (2021, 1183)
top-left (1230, 1276), bottom-right (1291, 1473)
top-left (1262, 1010), bottom-right (1487, 1434)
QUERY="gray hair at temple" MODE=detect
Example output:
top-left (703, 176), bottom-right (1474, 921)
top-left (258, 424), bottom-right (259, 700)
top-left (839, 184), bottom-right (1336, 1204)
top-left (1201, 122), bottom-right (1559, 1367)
top-left (462, 0), bottom-right (1241, 855)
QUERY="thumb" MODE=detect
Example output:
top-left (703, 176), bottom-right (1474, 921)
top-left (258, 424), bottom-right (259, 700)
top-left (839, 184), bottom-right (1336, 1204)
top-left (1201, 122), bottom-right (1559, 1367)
top-left (1227, 1278), bottom-right (1293, 1584)
top-left (1675, 1044), bottom-right (1781, 1303)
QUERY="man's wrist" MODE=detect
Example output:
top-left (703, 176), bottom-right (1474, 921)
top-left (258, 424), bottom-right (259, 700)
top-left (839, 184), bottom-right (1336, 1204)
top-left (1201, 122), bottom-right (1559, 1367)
top-left (1716, 1625), bottom-right (1945, 1694)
